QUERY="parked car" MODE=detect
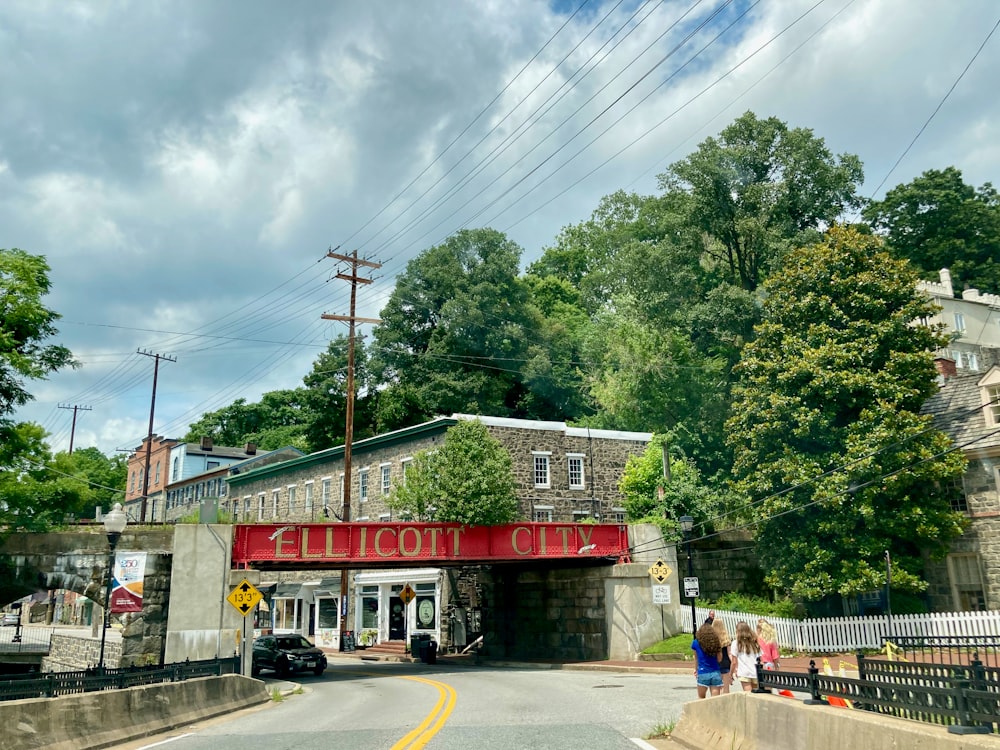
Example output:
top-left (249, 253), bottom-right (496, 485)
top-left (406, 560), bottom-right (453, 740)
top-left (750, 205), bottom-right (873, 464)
top-left (252, 634), bottom-right (327, 677)
top-left (2, 613), bottom-right (19, 627)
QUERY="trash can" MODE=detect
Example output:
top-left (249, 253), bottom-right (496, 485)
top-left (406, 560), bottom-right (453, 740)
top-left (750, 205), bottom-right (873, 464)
top-left (410, 633), bottom-right (431, 660)
top-left (426, 640), bottom-right (437, 665)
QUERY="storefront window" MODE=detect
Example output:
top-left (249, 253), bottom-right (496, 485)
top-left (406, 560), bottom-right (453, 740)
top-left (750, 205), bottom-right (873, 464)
top-left (273, 598), bottom-right (295, 630)
top-left (361, 587), bottom-right (379, 630)
top-left (317, 598), bottom-right (338, 629)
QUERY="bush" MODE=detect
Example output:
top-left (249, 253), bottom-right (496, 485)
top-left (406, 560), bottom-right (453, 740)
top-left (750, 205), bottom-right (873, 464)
top-left (709, 593), bottom-right (798, 619)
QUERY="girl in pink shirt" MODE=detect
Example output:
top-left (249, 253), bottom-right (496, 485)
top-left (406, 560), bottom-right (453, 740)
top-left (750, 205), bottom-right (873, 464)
top-left (757, 618), bottom-right (780, 670)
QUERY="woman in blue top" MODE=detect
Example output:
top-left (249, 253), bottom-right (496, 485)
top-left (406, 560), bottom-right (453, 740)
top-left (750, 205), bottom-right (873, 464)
top-left (691, 624), bottom-right (723, 698)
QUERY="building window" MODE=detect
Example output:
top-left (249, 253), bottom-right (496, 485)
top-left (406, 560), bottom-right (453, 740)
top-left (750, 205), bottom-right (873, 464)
top-left (572, 510), bottom-right (591, 522)
top-left (360, 469), bottom-right (369, 502)
top-left (378, 512), bottom-right (391, 522)
top-left (532, 452), bottom-right (551, 489)
top-left (272, 490), bottom-right (280, 517)
top-left (155, 461), bottom-right (161, 485)
top-left (206, 460), bottom-right (220, 469)
top-left (287, 485), bottom-right (297, 513)
top-left (401, 457), bottom-right (412, 483)
top-left (138, 467), bottom-right (144, 490)
top-left (172, 457), bottom-right (180, 481)
top-left (533, 505), bottom-right (553, 522)
top-left (304, 481), bottom-right (314, 514)
top-left (243, 496), bottom-right (251, 519)
top-left (947, 554), bottom-right (986, 611)
top-left (321, 477), bottom-right (331, 511)
top-left (986, 384), bottom-right (1000, 425)
top-left (129, 471), bottom-right (135, 493)
top-left (257, 494), bottom-right (265, 521)
top-left (381, 464), bottom-right (391, 496)
top-left (567, 454), bottom-right (585, 489)
top-left (954, 312), bottom-right (966, 334)
top-left (947, 475), bottom-right (968, 513)
top-left (609, 508), bottom-right (627, 523)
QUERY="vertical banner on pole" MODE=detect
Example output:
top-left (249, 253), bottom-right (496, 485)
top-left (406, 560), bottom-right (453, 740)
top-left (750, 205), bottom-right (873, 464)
top-left (110, 551), bottom-right (147, 613)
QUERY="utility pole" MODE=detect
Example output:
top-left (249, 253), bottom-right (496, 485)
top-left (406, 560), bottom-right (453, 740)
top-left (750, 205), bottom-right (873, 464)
top-left (137, 350), bottom-right (176, 523)
top-left (322, 248), bottom-right (381, 650)
top-left (57, 403), bottom-right (92, 454)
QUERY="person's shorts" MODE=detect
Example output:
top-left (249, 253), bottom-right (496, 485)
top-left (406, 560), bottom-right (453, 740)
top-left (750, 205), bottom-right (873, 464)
top-left (697, 671), bottom-right (723, 687)
top-left (738, 676), bottom-right (758, 685)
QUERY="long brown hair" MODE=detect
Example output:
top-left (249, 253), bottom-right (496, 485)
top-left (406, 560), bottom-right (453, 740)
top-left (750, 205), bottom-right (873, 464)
top-left (733, 621), bottom-right (760, 655)
top-left (696, 624), bottom-right (721, 657)
top-left (712, 618), bottom-right (732, 648)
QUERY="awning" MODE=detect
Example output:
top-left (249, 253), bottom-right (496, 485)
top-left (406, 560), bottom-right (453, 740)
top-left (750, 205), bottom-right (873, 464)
top-left (272, 583), bottom-right (302, 599)
top-left (314, 576), bottom-right (342, 597)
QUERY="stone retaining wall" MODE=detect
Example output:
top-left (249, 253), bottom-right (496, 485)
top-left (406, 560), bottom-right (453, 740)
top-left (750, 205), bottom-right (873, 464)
top-left (42, 633), bottom-right (120, 672)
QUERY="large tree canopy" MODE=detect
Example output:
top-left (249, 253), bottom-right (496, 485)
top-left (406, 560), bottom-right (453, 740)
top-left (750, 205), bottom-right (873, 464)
top-left (373, 228), bottom-right (538, 428)
top-left (727, 226), bottom-right (966, 600)
top-left (864, 166), bottom-right (1000, 293)
top-left (659, 111), bottom-right (864, 292)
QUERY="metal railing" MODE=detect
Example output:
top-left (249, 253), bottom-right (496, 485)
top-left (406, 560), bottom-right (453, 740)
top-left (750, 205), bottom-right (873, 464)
top-left (0, 657), bottom-right (238, 702)
top-left (756, 654), bottom-right (1000, 735)
top-left (0, 626), bottom-right (53, 653)
top-left (889, 635), bottom-right (1000, 669)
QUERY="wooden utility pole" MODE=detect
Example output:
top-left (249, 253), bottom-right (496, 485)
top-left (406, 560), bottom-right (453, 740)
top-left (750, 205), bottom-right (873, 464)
top-left (137, 350), bottom-right (176, 523)
top-left (322, 248), bottom-right (380, 650)
top-left (57, 403), bottom-right (92, 454)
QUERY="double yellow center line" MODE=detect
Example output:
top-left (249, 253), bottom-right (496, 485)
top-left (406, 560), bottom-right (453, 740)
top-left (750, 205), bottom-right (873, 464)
top-left (390, 674), bottom-right (457, 749)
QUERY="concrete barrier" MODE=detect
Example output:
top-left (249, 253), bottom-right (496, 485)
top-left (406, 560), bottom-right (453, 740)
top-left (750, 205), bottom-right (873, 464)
top-left (1, 674), bottom-right (271, 750)
top-left (670, 691), bottom-right (997, 750)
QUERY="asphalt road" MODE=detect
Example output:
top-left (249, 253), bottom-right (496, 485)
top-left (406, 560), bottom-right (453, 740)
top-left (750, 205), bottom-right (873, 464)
top-left (115, 661), bottom-right (694, 750)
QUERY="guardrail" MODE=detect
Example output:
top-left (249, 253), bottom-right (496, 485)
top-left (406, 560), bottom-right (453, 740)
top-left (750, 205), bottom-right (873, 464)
top-left (0, 658), bottom-right (238, 702)
top-left (890, 635), bottom-right (1000, 669)
top-left (756, 654), bottom-right (1000, 735)
top-left (0, 626), bottom-right (52, 654)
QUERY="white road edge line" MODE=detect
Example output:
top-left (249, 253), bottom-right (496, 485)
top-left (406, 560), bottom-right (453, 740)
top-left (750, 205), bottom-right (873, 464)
top-left (134, 734), bottom-right (193, 749)
top-left (630, 739), bottom-right (660, 749)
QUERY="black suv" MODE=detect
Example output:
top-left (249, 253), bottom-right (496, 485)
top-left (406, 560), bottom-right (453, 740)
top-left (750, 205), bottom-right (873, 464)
top-left (252, 634), bottom-right (327, 677)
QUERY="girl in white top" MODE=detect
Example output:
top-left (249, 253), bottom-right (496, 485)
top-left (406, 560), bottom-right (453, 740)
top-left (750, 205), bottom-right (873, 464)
top-left (730, 621), bottom-right (762, 691)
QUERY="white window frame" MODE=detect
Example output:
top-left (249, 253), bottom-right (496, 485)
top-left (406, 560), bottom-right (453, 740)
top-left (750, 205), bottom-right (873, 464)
top-left (954, 312), bottom-right (966, 334)
top-left (401, 457), bottom-right (413, 484)
top-left (257, 493), bottom-right (266, 521)
top-left (567, 453), bottom-right (585, 490)
top-left (533, 505), bottom-right (553, 522)
top-left (287, 485), bottom-right (297, 513)
top-left (381, 463), bottom-right (392, 495)
top-left (360, 468), bottom-right (369, 502)
top-left (321, 477), bottom-right (331, 511)
top-left (572, 509), bottom-right (591, 522)
top-left (532, 452), bottom-right (551, 489)
top-left (609, 507), bottom-right (627, 523)
top-left (378, 512), bottom-right (391, 522)
top-left (985, 383), bottom-right (1000, 426)
top-left (271, 489), bottom-right (280, 517)
top-left (947, 553), bottom-right (987, 611)
top-left (304, 481), bottom-right (314, 513)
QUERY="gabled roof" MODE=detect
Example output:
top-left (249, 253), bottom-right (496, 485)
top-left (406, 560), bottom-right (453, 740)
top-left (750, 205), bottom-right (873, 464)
top-left (922, 366), bottom-right (1000, 451)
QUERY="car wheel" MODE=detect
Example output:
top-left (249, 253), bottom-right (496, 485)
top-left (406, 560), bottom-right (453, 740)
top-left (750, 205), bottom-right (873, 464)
top-left (251, 663), bottom-right (261, 677)
top-left (313, 664), bottom-right (325, 676)
top-left (276, 656), bottom-right (291, 677)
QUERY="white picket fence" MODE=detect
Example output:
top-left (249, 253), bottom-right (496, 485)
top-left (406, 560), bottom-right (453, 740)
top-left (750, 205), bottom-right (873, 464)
top-left (682, 606), bottom-right (1000, 652)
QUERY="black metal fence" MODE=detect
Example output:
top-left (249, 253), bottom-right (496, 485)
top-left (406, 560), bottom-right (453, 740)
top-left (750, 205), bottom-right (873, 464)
top-left (0, 657), bottom-right (238, 702)
top-left (890, 635), bottom-right (1000, 669)
top-left (0, 626), bottom-right (53, 654)
top-left (757, 653), bottom-right (1000, 735)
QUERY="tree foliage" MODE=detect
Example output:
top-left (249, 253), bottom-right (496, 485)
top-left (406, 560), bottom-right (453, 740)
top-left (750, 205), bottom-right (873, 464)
top-left (659, 111), bottom-right (864, 292)
top-left (386, 419), bottom-right (519, 525)
top-left (864, 166), bottom-right (1000, 292)
top-left (727, 226), bottom-right (967, 600)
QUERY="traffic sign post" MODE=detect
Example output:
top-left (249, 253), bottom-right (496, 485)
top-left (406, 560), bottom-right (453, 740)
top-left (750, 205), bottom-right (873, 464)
top-left (400, 583), bottom-right (415, 653)
top-left (683, 577), bottom-right (700, 599)
top-left (228, 579), bottom-right (263, 676)
top-left (647, 559), bottom-right (673, 584)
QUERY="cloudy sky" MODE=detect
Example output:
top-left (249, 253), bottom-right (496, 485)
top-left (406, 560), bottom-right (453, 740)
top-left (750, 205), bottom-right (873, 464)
top-left (4, 0), bottom-right (1000, 456)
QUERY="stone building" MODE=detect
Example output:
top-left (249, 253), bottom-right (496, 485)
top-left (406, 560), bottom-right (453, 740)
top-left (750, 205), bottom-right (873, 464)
top-left (223, 414), bottom-right (651, 651)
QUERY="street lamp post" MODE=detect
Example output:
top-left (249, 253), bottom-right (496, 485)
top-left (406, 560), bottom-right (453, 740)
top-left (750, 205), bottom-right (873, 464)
top-left (98, 503), bottom-right (127, 673)
top-left (679, 515), bottom-right (696, 635)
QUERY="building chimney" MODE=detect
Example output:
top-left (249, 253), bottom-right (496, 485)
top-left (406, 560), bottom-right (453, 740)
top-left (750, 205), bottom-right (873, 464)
top-left (200, 436), bottom-right (213, 451)
top-left (244, 442), bottom-right (257, 455)
top-left (934, 357), bottom-right (957, 379)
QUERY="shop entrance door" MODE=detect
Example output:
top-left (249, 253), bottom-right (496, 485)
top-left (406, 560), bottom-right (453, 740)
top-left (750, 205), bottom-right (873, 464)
top-left (388, 596), bottom-right (406, 640)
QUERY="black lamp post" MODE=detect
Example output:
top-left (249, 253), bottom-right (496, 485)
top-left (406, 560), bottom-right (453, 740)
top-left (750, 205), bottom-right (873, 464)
top-left (98, 502), bottom-right (127, 673)
top-left (679, 515), bottom-right (696, 635)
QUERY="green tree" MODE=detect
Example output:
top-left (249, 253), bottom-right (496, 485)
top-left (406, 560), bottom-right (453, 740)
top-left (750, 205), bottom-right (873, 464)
top-left (659, 112), bottom-right (864, 292)
top-left (183, 390), bottom-right (310, 452)
top-left (0, 248), bottom-right (77, 531)
top-left (386, 420), bottom-right (519, 525)
top-left (49, 447), bottom-right (128, 520)
top-left (373, 229), bottom-right (537, 429)
top-left (727, 226), bottom-right (967, 600)
top-left (864, 166), bottom-right (1000, 292)
top-left (618, 434), bottom-right (721, 538)
top-left (301, 336), bottom-right (376, 451)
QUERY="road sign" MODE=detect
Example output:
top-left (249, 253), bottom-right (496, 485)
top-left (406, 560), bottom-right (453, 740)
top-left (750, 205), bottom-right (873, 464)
top-left (652, 584), bottom-right (672, 605)
top-left (683, 577), bottom-right (700, 598)
top-left (647, 559), bottom-right (672, 584)
top-left (227, 579), bottom-right (263, 616)
top-left (399, 583), bottom-right (416, 605)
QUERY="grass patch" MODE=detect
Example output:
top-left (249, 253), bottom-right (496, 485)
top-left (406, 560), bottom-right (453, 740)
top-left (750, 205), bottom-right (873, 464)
top-left (270, 687), bottom-right (285, 702)
top-left (642, 632), bottom-right (693, 656)
top-left (644, 719), bottom-right (676, 739)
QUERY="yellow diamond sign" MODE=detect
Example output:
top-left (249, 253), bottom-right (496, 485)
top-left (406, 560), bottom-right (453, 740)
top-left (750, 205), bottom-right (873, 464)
top-left (648, 559), bottom-right (672, 584)
top-left (227, 579), bottom-right (263, 616)
top-left (399, 583), bottom-right (416, 605)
